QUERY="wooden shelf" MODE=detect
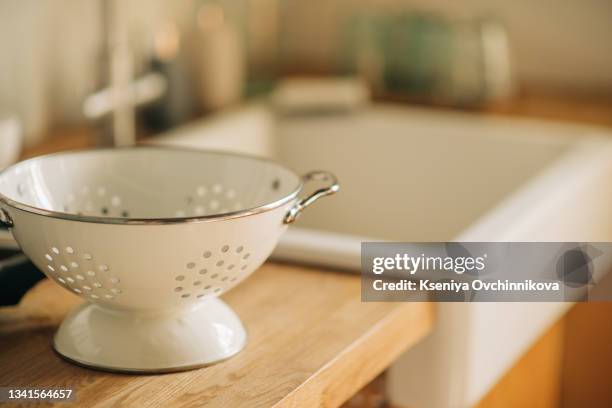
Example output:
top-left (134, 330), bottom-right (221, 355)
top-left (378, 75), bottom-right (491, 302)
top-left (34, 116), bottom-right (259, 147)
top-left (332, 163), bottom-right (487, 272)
top-left (0, 263), bottom-right (434, 407)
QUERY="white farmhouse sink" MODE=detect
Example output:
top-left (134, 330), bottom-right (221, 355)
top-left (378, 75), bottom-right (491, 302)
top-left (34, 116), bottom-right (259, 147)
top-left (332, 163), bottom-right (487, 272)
top-left (155, 103), bottom-right (612, 408)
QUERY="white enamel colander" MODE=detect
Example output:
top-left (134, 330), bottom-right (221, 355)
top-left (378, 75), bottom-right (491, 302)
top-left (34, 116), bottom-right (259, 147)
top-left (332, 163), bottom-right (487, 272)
top-left (0, 146), bottom-right (338, 372)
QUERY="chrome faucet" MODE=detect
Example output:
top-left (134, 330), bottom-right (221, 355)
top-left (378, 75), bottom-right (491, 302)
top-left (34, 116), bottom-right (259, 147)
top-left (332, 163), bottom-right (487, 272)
top-left (83, 0), bottom-right (166, 147)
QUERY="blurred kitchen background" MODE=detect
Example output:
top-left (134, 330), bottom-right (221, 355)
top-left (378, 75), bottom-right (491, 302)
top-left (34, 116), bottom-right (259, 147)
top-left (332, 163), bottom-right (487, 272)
top-left (1, 1), bottom-right (612, 408)
top-left (0, 0), bottom-right (610, 149)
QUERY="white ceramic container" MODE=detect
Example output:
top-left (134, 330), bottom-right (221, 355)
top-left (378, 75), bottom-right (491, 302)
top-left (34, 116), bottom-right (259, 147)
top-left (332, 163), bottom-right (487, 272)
top-left (0, 147), bottom-right (338, 372)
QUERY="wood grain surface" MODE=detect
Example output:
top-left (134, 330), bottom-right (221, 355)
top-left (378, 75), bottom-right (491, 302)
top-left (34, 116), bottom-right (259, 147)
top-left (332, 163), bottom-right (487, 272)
top-left (0, 263), bottom-right (433, 408)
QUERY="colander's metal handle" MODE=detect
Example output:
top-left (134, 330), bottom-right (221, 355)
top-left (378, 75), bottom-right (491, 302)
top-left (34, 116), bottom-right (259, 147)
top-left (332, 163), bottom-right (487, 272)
top-left (284, 171), bottom-right (339, 225)
top-left (0, 208), bottom-right (13, 228)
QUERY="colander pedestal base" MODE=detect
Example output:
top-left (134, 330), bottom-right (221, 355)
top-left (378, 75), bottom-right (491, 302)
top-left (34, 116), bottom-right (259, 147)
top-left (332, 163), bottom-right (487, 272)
top-left (53, 297), bottom-right (247, 373)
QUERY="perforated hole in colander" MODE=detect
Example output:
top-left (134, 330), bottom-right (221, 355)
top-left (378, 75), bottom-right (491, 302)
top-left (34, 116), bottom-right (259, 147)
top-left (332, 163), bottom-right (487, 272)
top-left (176, 244), bottom-right (252, 300)
top-left (62, 187), bottom-right (131, 217)
top-left (44, 246), bottom-right (121, 302)
top-left (175, 183), bottom-right (248, 217)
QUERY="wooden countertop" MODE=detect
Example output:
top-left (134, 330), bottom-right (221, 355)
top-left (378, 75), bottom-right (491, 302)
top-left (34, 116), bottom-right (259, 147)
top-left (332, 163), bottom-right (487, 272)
top-left (0, 263), bottom-right (434, 408)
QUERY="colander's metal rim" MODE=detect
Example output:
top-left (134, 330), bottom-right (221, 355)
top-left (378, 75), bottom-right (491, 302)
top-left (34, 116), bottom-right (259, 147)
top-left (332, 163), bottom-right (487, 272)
top-left (0, 145), bottom-right (304, 225)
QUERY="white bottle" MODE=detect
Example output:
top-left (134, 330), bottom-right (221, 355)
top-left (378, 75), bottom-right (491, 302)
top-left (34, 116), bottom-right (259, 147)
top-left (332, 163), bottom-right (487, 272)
top-left (194, 4), bottom-right (245, 111)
